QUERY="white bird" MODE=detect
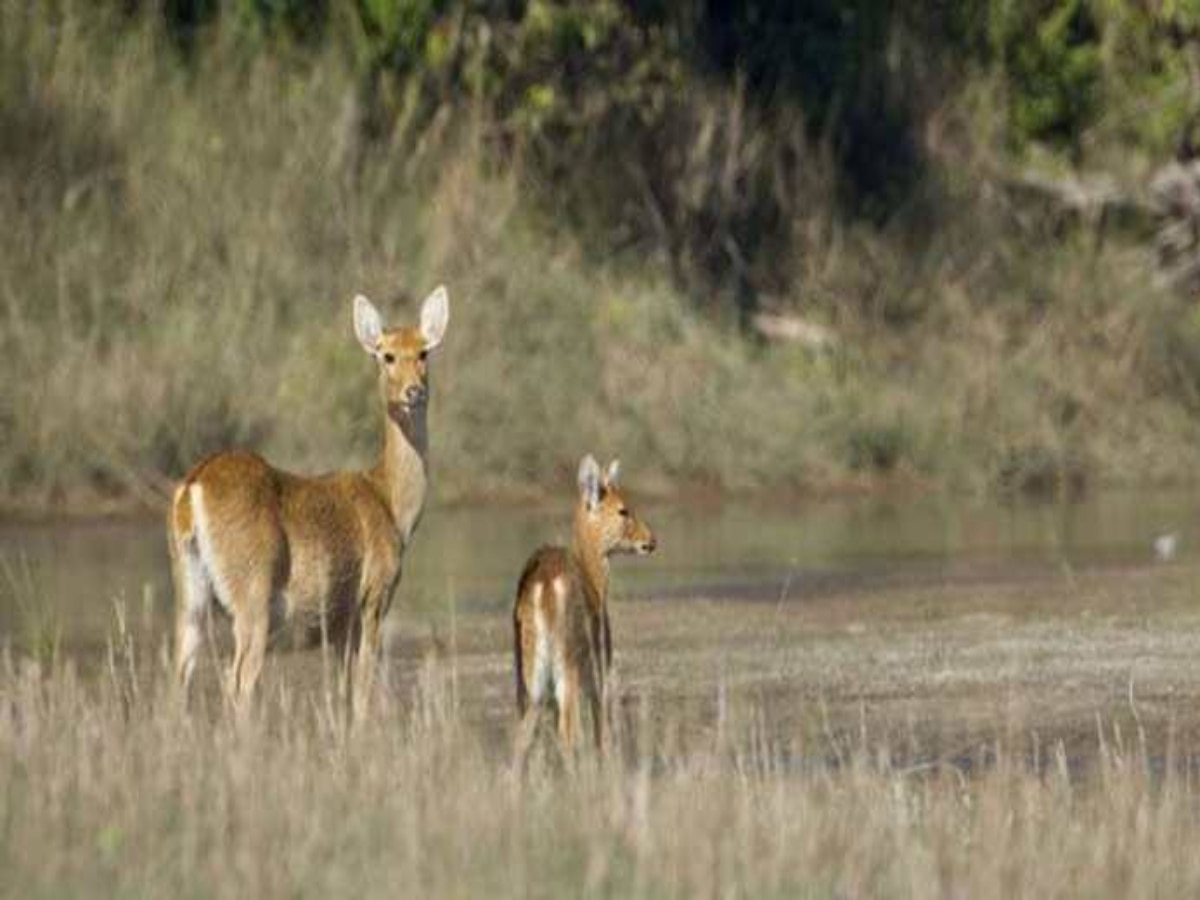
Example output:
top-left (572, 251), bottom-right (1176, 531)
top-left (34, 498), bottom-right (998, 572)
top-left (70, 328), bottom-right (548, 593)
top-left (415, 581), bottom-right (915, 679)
top-left (1154, 533), bottom-right (1179, 562)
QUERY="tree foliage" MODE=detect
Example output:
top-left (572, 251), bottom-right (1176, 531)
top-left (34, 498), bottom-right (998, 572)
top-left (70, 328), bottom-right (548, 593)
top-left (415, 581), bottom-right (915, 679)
top-left (112, 0), bottom-right (1200, 313)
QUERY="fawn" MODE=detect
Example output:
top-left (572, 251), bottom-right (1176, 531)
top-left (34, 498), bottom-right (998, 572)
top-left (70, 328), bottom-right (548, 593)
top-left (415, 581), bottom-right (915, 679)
top-left (168, 286), bottom-right (449, 710)
top-left (512, 455), bottom-right (656, 762)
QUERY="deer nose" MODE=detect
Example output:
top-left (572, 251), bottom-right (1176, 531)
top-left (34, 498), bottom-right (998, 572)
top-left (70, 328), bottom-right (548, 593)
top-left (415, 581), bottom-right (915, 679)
top-left (643, 537), bottom-right (657, 554)
top-left (403, 384), bottom-right (426, 405)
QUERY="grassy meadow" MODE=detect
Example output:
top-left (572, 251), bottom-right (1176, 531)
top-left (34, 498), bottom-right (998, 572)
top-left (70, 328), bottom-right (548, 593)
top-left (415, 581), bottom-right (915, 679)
top-left (3, 2), bottom-right (1200, 514)
top-left (7, 559), bottom-right (1200, 897)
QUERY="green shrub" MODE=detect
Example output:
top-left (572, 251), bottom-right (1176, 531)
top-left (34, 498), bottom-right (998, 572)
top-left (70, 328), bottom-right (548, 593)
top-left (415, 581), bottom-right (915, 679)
top-left (989, 0), bottom-right (1105, 156)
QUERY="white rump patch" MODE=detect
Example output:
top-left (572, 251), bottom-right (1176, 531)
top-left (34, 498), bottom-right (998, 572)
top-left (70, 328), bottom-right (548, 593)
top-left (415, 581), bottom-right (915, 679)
top-left (189, 484), bottom-right (230, 614)
top-left (175, 485), bottom-right (216, 688)
top-left (529, 583), bottom-right (553, 706)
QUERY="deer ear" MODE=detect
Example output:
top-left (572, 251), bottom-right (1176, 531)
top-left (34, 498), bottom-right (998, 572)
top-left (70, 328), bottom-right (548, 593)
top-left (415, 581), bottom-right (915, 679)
top-left (354, 294), bottom-right (383, 356)
top-left (419, 285), bottom-right (449, 350)
top-left (604, 459), bottom-right (621, 487)
top-left (578, 454), bottom-right (602, 510)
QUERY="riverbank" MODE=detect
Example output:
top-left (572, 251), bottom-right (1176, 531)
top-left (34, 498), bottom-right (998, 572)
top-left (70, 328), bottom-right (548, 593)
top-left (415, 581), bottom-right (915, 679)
top-left (6, 4), bottom-right (1200, 515)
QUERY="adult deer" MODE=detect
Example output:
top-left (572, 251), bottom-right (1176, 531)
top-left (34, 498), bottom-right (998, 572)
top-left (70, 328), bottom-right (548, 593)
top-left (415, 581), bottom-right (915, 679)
top-left (168, 286), bottom-right (449, 710)
top-left (512, 455), bottom-right (656, 764)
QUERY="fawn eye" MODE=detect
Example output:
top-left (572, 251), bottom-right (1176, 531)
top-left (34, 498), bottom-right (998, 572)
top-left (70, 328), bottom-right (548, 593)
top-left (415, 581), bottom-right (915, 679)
top-left (418, 349), bottom-right (429, 362)
top-left (382, 352), bottom-right (395, 364)
top-left (619, 508), bottom-right (630, 518)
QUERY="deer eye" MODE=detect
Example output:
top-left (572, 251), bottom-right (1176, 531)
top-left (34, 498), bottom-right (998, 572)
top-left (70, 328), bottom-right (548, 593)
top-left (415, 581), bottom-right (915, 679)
top-left (418, 349), bottom-right (429, 362)
top-left (382, 352), bottom-right (396, 364)
top-left (618, 508), bottom-right (630, 518)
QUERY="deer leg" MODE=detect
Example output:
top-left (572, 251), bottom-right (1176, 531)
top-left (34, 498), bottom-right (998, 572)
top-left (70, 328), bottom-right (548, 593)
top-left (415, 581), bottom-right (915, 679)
top-left (556, 673), bottom-right (580, 759)
top-left (353, 596), bottom-right (386, 718)
top-left (227, 616), bottom-right (247, 705)
top-left (513, 705), bottom-right (542, 774)
top-left (229, 611), bottom-right (269, 712)
top-left (589, 684), bottom-right (605, 755)
top-left (228, 574), bottom-right (272, 711)
top-left (587, 614), bottom-right (608, 755)
top-left (171, 540), bottom-right (212, 706)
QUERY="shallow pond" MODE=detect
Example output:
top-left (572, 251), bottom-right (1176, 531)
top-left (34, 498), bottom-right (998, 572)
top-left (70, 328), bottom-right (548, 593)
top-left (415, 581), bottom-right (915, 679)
top-left (0, 488), bottom-right (1194, 653)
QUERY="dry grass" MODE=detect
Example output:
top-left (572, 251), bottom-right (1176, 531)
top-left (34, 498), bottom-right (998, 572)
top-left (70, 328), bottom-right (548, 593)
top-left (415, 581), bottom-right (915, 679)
top-left (6, 651), bottom-right (1200, 899)
top-left (7, 561), bottom-right (1200, 897)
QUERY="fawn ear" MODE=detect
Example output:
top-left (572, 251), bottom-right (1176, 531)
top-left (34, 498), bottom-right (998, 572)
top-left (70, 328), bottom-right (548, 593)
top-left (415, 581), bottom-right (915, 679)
top-left (419, 285), bottom-right (449, 351)
top-left (604, 459), bottom-right (621, 487)
top-left (578, 454), bottom-right (602, 510)
top-left (354, 294), bottom-right (383, 356)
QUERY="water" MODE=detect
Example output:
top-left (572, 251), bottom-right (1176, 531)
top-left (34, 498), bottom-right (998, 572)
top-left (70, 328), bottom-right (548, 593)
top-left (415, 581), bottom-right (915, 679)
top-left (0, 489), bottom-right (1195, 650)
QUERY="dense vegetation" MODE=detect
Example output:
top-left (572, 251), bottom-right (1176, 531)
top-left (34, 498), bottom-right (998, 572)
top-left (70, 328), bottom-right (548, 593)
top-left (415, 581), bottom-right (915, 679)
top-left (4, 0), bottom-right (1200, 511)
